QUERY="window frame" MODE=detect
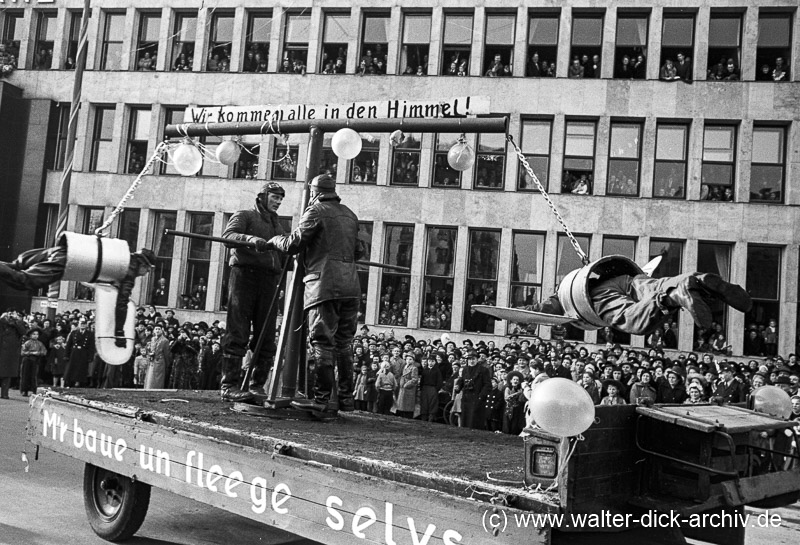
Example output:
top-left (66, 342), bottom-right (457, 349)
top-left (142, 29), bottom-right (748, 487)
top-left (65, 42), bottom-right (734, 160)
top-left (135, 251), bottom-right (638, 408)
top-left (420, 226), bottom-right (458, 330)
top-left (431, 133), bottom-right (463, 189)
top-left (125, 107), bottom-right (151, 175)
top-left (483, 12), bottom-right (516, 77)
top-left (562, 119), bottom-right (597, 195)
top-left (463, 228), bottom-right (502, 334)
top-left (378, 223), bottom-right (415, 327)
top-left (171, 11), bottom-right (197, 71)
top-left (181, 213), bottom-right (214, 310)
top-left (701, 124), bottom-right (738, 201)
top-left (441, 11), bottom-right (474, 75)
top-left (281, 11), bottom-right (311, 73)
top-left (518, 118), bottom-right (552, 191)
top-left (606, 121), bottom-right (643, 197)
top-left (526, 11), bottom-right (560, 77)
top-left (100, 11), bottom-right (126, 70)
top-left (243, 10), bottom-right (272, 72)
top-left (206, 10), bottom-right (235, 72)
top-left (33, 10), bottom-right (57, 70)
top-left (508, 230), bottom-right (547, 336)
top-left (90, 105), bottom-right (117, 173)
top-left (750, 124), bottom-right (786, 203)
top-left (653, 122), bottom-right (689, 200)
top-left (400, 12), bottom-right (431, 75)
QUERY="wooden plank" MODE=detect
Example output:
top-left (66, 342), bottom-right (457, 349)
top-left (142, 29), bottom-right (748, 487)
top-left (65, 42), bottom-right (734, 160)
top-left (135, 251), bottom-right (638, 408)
top-left (639, 405), bottom-right (794, 434)
top-left (28, 394), bottom-right (551, 545)
top-left (49, 391), bottom-right (558, 514)
top-left (722, 471), bottom-right (800, 505)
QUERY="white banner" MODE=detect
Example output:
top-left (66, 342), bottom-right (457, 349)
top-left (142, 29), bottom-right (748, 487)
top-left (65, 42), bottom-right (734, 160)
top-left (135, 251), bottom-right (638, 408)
top-left (183, 96), bottom-right (490, 125)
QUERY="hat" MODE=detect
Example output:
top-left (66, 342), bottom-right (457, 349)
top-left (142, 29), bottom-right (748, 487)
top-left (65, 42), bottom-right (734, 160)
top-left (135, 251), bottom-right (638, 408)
top-left (138, 248), bottom-right (157, 267)
top-left (775, 376), bottom-right (791, 385)
top-left (603, 379), bottom-right (624, 393)
top-left (666, 366), bottom-right (685, 379)
top-left (718, 362), bottom-right (734, 373)
top-left (687, 382), bottom-right (703, 393)
top-left (259, 182), bottom-right (285, 196)
top-left (464, 349), bottom-right (478, 359)
top-left (309, 174), bottom-right (336, 193)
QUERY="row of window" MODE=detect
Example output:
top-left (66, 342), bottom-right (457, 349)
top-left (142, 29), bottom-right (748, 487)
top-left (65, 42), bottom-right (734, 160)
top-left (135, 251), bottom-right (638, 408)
top-left (46, 102), bottom-right (791, 205)
top-left (2, 7), bottom-right (794, 81)
top-left (40, 204), bottom-right (784, 348)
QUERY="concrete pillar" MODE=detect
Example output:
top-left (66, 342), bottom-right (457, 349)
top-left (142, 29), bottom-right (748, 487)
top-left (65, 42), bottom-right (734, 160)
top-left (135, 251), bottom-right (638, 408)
top-left (737, 120), bottom-right (753, 203)
top-left (694, 8), bottom-right (710, 82)
top-left (406, 224), bottom-right (427, 330)
top-left (365, 220), bottom-right (384, 325)
top-left (305, 7), bottom-right (322, 73)
top-left (156, 8), bottom-right (170, 71)
top-left (780, 245), bottom-right (798, 356)
top-left (428, 8), bottom-right (443, 75)
top-left (647, 8), bottom-right (663, 81)
top-left (169, 210), bottom-right (187, 309)
top-left (418, 133), bottom-right (433, 188)
top-left (385, 7), bottom-right (401, 75)
top-left (550, 114), bottom-right (565, 193)
top-left (470, 7), bottom-right (485, 77)
top-left (206, 211), bottom-right (225, 311)
top-left (513, 7), bottom-right (528, 77)
top-left (741, 8), bottom-right (759, 82)
top-left (594, 117), bottom-right (610, 195)
top-left (133, 207), bottom-right (152, 305)
top-left (229, 8), bottom-right (246, 73)
top-left (85, 7), bottom-right (102, 70)
top-left (729, 242), bottom-right (748, 354)
top-left (640, 117), bottom-right (657, 198)
top-left (557, 10), bottom-right (572, 78)
top-left (17, 8), bottom-right (33, 69)
top-left (504, 114), bottom-right (521, 192)
top-left (601, 7), bottom-right (616, 79)
top-left (679, 239), bottom-right (699, 351)
top-left (451, 225), bottom-right (470, 332)
top-left (120, 9), bottom-right (135, 71)
top-left (786, 123), bottom-right (800, 206)
top-left (792, 10), bottom-right (800, 84)
top-left (268, 9), bottom-right (284, 73)
top-left (494, 227), bottom-right (513, 335)
top-left (52, 8), bottom-right (68, 70)
top-left (193, 8), bottom-right (208, 72)
top-left (686, 119), bottom-right (704, 201)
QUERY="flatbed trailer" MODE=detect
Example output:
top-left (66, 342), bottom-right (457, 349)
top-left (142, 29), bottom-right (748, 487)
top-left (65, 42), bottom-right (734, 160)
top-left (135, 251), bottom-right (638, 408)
top-left (27, 389), bottom-right (800, 545)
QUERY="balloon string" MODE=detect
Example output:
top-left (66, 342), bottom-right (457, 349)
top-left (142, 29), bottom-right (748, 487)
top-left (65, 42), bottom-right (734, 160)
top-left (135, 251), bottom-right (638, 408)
top-left (545, 434), bottom-right (584, 492)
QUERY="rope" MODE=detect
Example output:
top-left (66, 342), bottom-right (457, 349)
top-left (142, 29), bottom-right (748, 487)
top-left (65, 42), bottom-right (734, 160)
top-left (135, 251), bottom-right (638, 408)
top-left (507, 134), bottom-right (589, 265)
top-left (545, 434), bottom-right (584, 492)
top-left (94, 141), bottom-right (169, 236)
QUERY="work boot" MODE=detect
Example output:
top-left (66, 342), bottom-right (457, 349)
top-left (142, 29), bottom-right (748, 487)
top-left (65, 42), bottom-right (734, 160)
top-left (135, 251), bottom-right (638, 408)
top-left (335, 349), bottom-right (355, 412)
top-left (248, 356), bottom-right (273, 396)
top-left (292, 347), bottom-right (337, 414)
top-left (220, 355), bottom-right (253, 402)
top-left (666, 277), bottom-right (713, 329)
top-left (695, 273), bottom-right (753, 313)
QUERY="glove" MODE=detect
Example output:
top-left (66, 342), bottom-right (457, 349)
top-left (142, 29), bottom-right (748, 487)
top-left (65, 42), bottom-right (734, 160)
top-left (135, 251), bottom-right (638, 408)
top-left (250, 237), bottom-right (270, 253)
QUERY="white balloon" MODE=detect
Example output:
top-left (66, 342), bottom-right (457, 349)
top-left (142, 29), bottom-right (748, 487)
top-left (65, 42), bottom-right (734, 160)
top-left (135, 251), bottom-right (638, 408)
top-left (529, 378), bottom-right (596, 438)
top-left (216, 140), bottom-right (241, 166)
top-left (173, 143), bottom-right (203, 176)
top-left (447, 140), bottom-right (475, 171)
top-left (331, 128), bottom-right (362, 160)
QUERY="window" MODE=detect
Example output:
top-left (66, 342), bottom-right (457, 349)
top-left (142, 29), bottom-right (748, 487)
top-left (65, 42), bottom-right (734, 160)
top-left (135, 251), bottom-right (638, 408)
top-left (90, 106), bottom-right (116, 172)
top-left (649, 239), bottom-right (683, 347)
top-left (66, 11), bottom-right (83, 68)
top-left (34, 204), bottom-right (58, 296)
top-left (161, 107), bottom-right (185, 175)
top-left (518, 120), bottom-right (551, 191)
top-left (318, 133), bottom-right (337, 176)
top-left (607, 122), bottom-right (642, 196)
top-left (556, 234), bottom-right (590, 341)
top-left (150, 211), bottom-right (177, 306)
top-left (570, 13), bottom-right (604, 78)
top-left (601, 236), bottom-right (637, 344)
top-left (464, 230), bottom-right (501, 334)
top-left (483, 13), bottom-right (515, 77)
top-left (390, 133), bottom-right (421, 186)
top-left (696, 242), bottom-right (732, 344)
top-left (442, 13), bottom-right (473, 75)
top-left (745, 245), bottom-right (782, 355)
top-left (756, 13), bottom-right (792, 81)
top-left (562, 121), bottom-right (596, 194)
top-left (136, 12), bottom-right (160, 71)
top-left (661, 13), bottom-right (694, 79)
top-left (33, 11), bottom-right (57, 69)
top-left (350, 133), bottom-right (380, 184)
top-left (378, 224), bottom-right (414, 326)
top-left (320, 12), bottom-right (352, 74)
top-left (117, 209), bottom-right (141, 250)
top-left (359, 13), bottom-right (389, 75)
top-left (527, 13), bottom-right (559, 77)
top-left (101, 12), bottom-right (125, 70)
top-left (281, 12), bottom-right (310, 73)
top-left (126, 108), bottom-right (150, 174)
top-left (198, 131), bottom-right (225, 177)
top-left (1, 11), bottom-right (23, 62)
top-left (44, 102), bottom-right (70, 170)
top-left (474, 133), bottom-right (505, 190)
top-left (400, 13), bottom-right (431, 75)
top-left (707, 13), bottom-right (742, 80)
top-left (508, 232), bottom-right (546, 336)
top-left (614, 14), bottom-right (647, 78)
top-left (181, 213), bottom-right (213, 310)
top-left (653, 124), bottom-right (688, 199)
top-left (431, 133), bottom-right (462, 188)
top-left (750, 126), bottom-right (785, 202)
top-left (271, 134), bottom-right (301, 180)
top-left (421, 227), bottom-right (457, 330)
top-left (171, 13), bottom-right (196, 71)
top-left (233, 136), bottom-right (260, 179)
top-left (356, 222), bottom-right (374, 323)
top-left (701, 125), bottom-right (736, 201)
top-left (244, 11), bottom-right (271, 72)
top-left (206, 11), bottom-right (234, 72)
top-left (75, 208), bottom-right (105, 300)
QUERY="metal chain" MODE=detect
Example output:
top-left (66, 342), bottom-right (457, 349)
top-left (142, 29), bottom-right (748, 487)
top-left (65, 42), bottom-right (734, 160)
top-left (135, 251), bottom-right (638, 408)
top-left (506, 134), bottom-right (589, 265)
top-left (95, 141), bottom-right (170, 237)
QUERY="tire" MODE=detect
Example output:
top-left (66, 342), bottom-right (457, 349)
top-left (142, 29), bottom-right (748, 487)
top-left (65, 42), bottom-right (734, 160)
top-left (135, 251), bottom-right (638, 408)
top-left (83, 463), bottom-right (151, 542)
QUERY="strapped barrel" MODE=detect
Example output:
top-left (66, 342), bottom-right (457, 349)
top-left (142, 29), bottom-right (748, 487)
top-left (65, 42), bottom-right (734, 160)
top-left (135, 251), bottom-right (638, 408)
top-left (58, 232), bottom-right (130, 283)
top-left (557, 255), bottom-right (644, 330)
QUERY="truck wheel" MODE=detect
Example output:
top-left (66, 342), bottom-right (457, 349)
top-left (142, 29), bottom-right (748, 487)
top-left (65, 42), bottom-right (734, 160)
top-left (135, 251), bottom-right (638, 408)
top-left (83, 463), bottom-right (151, 542)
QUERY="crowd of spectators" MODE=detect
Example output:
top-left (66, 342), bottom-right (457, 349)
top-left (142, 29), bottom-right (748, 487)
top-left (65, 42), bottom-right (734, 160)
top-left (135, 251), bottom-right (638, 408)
top-left (757, 57), bottom-right (789, 81)
top-left (0, 42), bottom-right (18, 78)
top-left (527, 53), bottom-right (556, 77)
top-left (172, 49), bottom-right (194, 71)
top-left (2, 306), bottom-right (798, 458)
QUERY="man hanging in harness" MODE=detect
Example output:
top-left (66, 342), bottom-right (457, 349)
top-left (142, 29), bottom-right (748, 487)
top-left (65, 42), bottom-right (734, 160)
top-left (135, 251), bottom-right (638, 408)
top-left (0, 242), bottom-right (156, 346)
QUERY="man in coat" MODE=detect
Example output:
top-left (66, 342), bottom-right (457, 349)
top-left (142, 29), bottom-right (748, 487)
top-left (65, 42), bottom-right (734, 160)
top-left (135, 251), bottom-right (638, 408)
top-left (64, 316), bottom-right (95, 387)
top-left (269, 174), bottom-right (365, 416)
top-left (0, 309), bottom-right (28, 398)
top-left (460, 350), bottom-right (492, 429)
top-left (219, 182), bottom-right (287, 402)
top-left (712, 362), bottom-right (746, 403)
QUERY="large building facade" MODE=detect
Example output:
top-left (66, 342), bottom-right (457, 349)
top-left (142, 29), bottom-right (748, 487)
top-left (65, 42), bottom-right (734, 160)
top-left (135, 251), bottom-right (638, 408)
top-left (1, 0), bottom-right (798, 356)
